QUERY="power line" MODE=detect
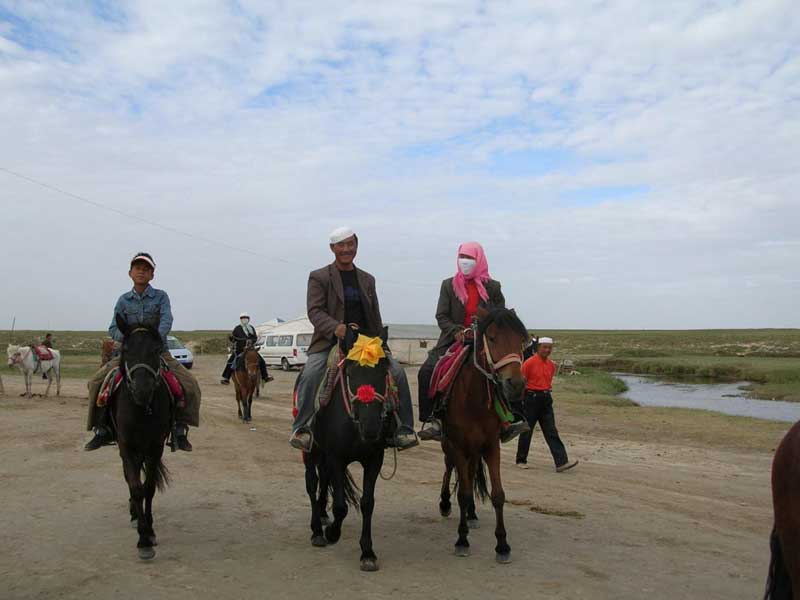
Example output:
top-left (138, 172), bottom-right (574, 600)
top-left (0, 166), bottom-right (434, 289)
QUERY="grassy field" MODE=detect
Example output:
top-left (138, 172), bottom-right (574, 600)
top-left (539, 329), bottom-right (800, 402)
top-left (4, 328), bottom-right (799, 401)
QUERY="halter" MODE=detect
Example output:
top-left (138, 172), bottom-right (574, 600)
top-left (122, 327), bottom-right (163, 415)
top-left (470, 320), bottom-right (523, 384)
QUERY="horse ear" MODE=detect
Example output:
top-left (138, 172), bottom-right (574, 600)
top-left (115, 313), bottom-right (129, 336)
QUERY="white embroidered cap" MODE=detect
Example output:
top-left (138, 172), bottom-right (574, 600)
top-left (329, 226), bottom-right (356, 245)
top-left (538, 337), bottom-right (554, 345)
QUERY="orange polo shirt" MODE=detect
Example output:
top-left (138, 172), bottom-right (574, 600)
top-left (521, 354), bottom-right (555, 391)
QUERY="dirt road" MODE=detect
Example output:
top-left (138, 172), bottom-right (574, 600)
top-left (0, 356), bottom-right (776, 599)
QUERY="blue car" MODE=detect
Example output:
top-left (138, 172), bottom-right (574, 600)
top-left (167, 335), bottom-right (194, 369)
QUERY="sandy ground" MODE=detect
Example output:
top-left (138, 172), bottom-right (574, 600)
top-left (0, 356), bottom-right (776, 600)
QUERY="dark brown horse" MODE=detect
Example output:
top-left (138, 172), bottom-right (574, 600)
top-left (232, 343), bottom-right (260, 422)
top-left (438, 306), bottom-right (527, 563)
top-left (765, 420), bottom-right (800, 598)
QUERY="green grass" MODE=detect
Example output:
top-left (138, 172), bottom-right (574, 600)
top-left (1, 329), bottom-right (230, 356)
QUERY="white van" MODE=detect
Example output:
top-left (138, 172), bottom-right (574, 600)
top-left (257, 318), bottom-right (313, 370)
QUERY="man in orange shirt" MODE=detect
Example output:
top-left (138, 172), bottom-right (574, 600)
top-left (515, 337), bottom-right (578, 472)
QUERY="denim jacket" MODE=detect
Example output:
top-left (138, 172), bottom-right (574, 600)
top-left (108, 285), bottom-right (173, 344)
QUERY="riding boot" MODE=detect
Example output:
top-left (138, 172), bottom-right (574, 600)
top-left (221, 361), bottom-right (233, 385)
top-left (259, 357), bottom-right (273, 383)
top-left (84, 405), bottom-right (115, 451)
top-left (173, 422), bottom-right (192, 452)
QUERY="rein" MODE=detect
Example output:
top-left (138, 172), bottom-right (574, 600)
top-left (121, 327), bottom-right (163, 416)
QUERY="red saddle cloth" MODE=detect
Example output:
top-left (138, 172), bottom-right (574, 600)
top-left (32, 345), bottom-right (53, 361)
top-left (98, 368), bottom-right (184, 407)
top-left (429, 342), bottom-right (471, 399)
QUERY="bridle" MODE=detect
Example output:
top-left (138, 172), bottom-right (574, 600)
top-left (122, 327), bottom-right (163, 415)
top-left (470, 320), bottom-right (523, 385)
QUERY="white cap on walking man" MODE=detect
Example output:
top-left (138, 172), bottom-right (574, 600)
top-left (329, 226), bottom-right (356, 245)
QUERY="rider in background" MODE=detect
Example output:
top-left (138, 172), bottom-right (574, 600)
top-left (220, 312), bottom-right (272, 385)
top-left (289, 226), bottom-right (418, 452)
top-left (417, 242), bottom-right (529, 443)
top-left (84, 252), bottom-right (201, 452)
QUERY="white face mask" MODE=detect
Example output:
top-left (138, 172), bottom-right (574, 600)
top-left (458, 258), bottom-right (477, 277)
top-left (240, 318), bottom-right (250, 327)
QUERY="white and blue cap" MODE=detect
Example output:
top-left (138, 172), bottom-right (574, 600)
top-left (538, 337), bottom-right (554, 345)
top-left (329, 226), bottom-right (356, 245)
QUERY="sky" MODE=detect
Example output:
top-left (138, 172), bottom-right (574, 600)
top-left (1, 0), bottom-right (798, 331)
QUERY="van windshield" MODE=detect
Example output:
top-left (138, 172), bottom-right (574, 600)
top-left (296, 334), bottom-right (312, 346)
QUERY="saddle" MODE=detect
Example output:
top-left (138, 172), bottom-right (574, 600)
top-left (96, 364), bottom-right (185, 408)
top-left (429, 341), bottom-right (471, 401)
top-left (32, 345), bottom-right (54, 361)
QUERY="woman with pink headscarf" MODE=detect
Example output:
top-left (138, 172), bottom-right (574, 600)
top-left (418, 242), bottom-right (509, 441)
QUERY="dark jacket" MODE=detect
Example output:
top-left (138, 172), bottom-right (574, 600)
top-left (433, 277), bottom-right (505, 352)
top-left (307, 263), bottom-right (383, 355)
top-left (230, 324), bottom-right (257, 354)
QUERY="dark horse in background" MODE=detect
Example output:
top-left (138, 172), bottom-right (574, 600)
top-left (765, 419), bottom-right (800, 598)
top-left (303, 328), bottom-right (396, 572)
top-left (438, 306), bottom-right (527, 563)
top-left (112, 314), bottom-right (173, 560)
top-left (232, 341), bottom-right (260, 422)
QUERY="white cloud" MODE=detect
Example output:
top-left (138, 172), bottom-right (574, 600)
top-left (0, 0), bottom-right (798, 330)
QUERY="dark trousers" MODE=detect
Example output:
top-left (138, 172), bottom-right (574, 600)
top-left (417, 347), bottom-right (447, 424)
top-left (515, 391), bottom-right (569, 467)
top-left (222, 353), bottom-right (269, 381)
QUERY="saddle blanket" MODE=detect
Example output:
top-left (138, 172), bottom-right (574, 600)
top-left (429, 342), bottom-right (470, 399)
top-left (32, 345), bottom-right (54, 361)
top-left (97, 367), bottom-right (185, 407)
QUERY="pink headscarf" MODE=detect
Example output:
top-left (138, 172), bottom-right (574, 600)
top-left (452, 242), bottom-right (491, 305)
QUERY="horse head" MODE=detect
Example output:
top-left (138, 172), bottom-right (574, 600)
top-left (476, 306), bottom-right (528, 403)
top-left (343, 326), bottom-right (390, 443)
top-left (116, 312), bottom-right (164, 410)
top-left (7, 344), bottom-right (23, 367)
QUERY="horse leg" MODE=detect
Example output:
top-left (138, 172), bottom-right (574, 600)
top-left (467, 459), bottom-right (479, 528)
top-left (485, 443), bottom-right (511, 563)
top-left (318, 463), bottom-right (331, 527)
top-left (43, 368), bottom-right (51, 397)
top-left (143, 456), bottom-right (160, 547)
top-left (359, 455), bottom-right (382, 572)
top-left (306, 458), bottom-right (326, 547)
top-left (324, 462), bottom-right (348, 545)
top-left (440, 453), bottom-right (454, 517)
top-left (453, 452), bottom-right (473, 557)
top-left (55, 364), bottom-right (61, 396)
top-left (121, 453), bottom-right (154, 559)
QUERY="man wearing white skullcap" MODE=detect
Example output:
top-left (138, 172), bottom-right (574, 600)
top-left (221, 312), bottom-right (272, 385)
top-left (516, 337), bottom-right (578, 472)
top-left (289, 227), bottom-right (419, 452)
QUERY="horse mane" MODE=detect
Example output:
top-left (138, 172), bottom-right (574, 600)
top-left (478, 306), bottom-right (528, 337)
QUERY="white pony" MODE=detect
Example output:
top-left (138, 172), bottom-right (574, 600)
top-left (7, 344), bottom-right (61, 398)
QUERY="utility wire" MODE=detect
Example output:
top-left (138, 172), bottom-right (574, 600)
top-left (0, 166), bottom-right (433, 289)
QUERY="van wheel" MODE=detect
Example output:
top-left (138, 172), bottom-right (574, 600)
top-left (281, 358), bottom-right (290, 371)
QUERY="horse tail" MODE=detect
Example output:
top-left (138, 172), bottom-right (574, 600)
top-left (474, 458), bottom-right (489, 503)
top-left (764, 525), bottom-right (792, 600)
top-left (145, 457), bottom-right (171, 493)
top-left (325, 466), bottom-right (361, 511)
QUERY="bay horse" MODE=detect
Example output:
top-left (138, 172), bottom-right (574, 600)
top-left (112, 314), bottom-right (173, 560)
top-left (437, 306), bottom-right (527, 563)
top-left (304, 328), bottom-right (395, 572)
top-left (7, 344), bottom-right (61, 398)
top-left (232, 342), bottom-right (260, 422)
top-left (765, 420), bottom-right (800, 598)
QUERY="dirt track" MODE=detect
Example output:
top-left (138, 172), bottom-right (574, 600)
top-left (0, 356), bottom-right (775, 599)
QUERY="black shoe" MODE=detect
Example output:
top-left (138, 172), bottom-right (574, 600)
top-left (500, 420), bottom-right (530, 444)
top-left (418, 419), bottom-right (442, 441)
top-left (176, 434), bottom-right (193, 452)
top-left (265, 375), bottom-right (274, 383)
top-left (84, 429), bottom-right (113, 451)
top-left (220, 379), bottom-right (230, 385)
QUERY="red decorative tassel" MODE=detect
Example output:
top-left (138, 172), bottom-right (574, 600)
top-left (356, 384), bottom-right (377, 404)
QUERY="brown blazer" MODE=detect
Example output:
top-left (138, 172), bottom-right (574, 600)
top-left (306, 263), bottom-right (384, 355)
top-left (433, 277), bottom-right (505, 352)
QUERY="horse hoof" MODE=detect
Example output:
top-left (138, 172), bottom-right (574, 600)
top-left (467, 519), bottom-right (480, 529)
top-left (496, 552), bottom-right (512, 564)
top-left (360, 558), bottom-right (380, 572)
top-left (454, 546), bottom-right (470, 558)
top-left (138, 547), bottom-right (156, 560)
top-left (440, 507), bottom-right (451, 518)
top-left (311, 535), bottom-right (327, 547)
top-left (324, 527), bottom-right (341, 545)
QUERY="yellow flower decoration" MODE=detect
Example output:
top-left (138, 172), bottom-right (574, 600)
top-left (346, 334), bottom-right (386, 368)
